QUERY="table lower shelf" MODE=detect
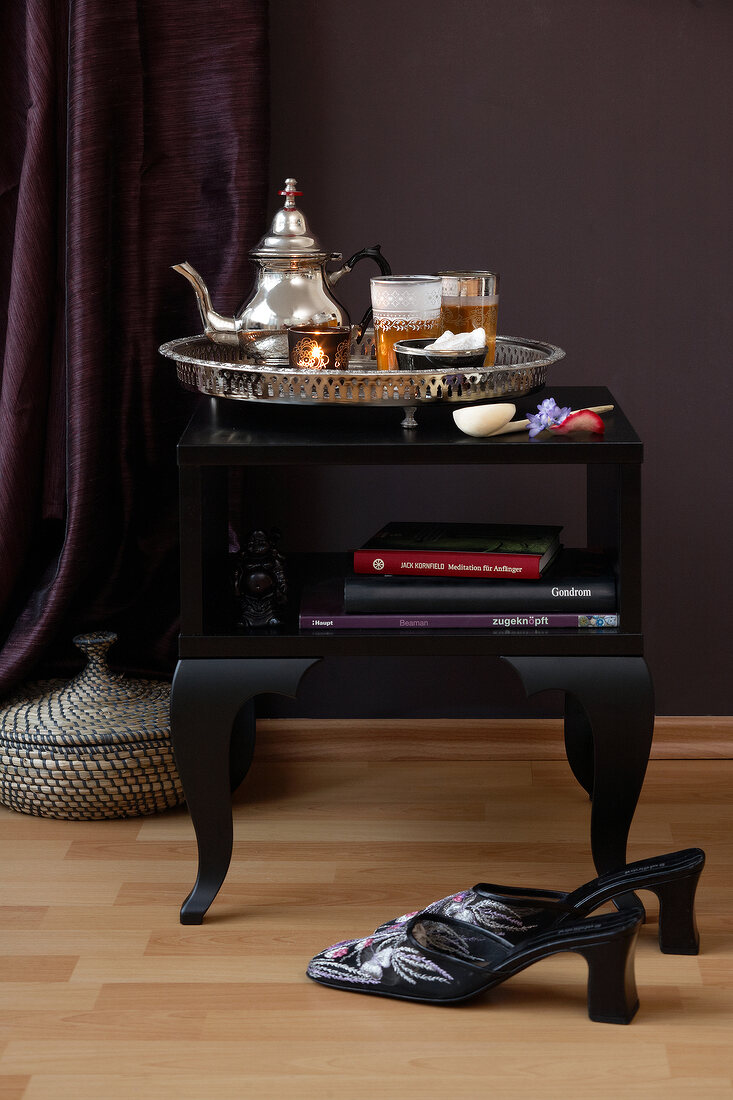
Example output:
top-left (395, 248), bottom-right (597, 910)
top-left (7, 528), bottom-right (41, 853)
top-left (188, 550), bottom-right (640, 657)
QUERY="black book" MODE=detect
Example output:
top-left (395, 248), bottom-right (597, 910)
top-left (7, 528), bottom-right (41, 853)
top-left (343, 548), bottom-right (617, 614)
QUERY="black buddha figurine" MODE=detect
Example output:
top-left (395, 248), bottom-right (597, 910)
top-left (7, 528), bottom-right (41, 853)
top-left (232, 529), bottom-right (288, 628)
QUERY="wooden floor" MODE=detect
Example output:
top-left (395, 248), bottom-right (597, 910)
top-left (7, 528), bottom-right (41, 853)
top-left (1, 720), bottom-right (731, 1099)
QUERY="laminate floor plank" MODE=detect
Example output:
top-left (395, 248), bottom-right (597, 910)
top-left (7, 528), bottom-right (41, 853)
top-left (0, 932), bottom-right (150, 958)
top-left (0, 1037), bottom-right (673, 1078)
top-left (65, 837), bottom-right (594, 863)
top-left (17, 1076), bottom-right (733, 1100)
top-left (0, 883), bottom-right (120, 907)
top-left (0, 1010), bottom-right (205, 1043)
top-left (38, 906), bottom-right (182, 930)
top-left (140, 817), bottom-right (678, 845)
top-left (253, 717), bottom-right (733, 763)
top-left (0, 984), bottom-right (101, 1011)
top-left (0, 957), bottom-right (78, 983)
top-left (0, 819), bottom-right (142, 840)
top-left (0, 909), bottom-right (47, 930)
top-left (0, 1076), bottom-right (30, 1100)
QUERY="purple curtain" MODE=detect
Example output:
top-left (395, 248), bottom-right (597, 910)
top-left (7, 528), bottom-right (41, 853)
top-left (0, 0), bottom-right (268, 691)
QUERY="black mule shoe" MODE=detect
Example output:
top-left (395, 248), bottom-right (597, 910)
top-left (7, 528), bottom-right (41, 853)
top-left (307, 909), bottom-right (642, 1023)
top-left (375, 848), bottom-right (705, 956)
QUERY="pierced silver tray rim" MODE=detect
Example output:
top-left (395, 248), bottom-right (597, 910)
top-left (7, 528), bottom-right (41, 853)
top-left (160, 335), bottom-right (564, 425)
top-left (159, 334), bottom-right (565, 382)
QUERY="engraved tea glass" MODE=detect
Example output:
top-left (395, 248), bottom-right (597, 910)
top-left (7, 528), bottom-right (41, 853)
top-left (370, 276), bottom-right (442, 370)
top-left (438, 271), bottom-right (499, 366)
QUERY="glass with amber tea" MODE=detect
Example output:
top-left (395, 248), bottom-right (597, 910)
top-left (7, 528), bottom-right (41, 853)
top-left (370, 276), bottom-right (442, 370)
top-left (438, 271), bottom-right (499, 366)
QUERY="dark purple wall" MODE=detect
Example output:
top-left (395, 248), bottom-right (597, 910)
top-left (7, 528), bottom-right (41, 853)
top-left (263, 0), bottom-right (733, 715)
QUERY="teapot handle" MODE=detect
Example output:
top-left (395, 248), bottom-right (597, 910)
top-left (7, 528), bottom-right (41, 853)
top-left (343, 245), bottom-right (392, 344)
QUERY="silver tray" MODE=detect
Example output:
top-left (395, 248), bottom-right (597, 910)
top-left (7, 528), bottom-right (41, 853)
top-left (159, 333), bottom-right (565, 427)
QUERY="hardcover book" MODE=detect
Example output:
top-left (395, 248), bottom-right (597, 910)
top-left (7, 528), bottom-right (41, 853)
top-left (300, 576), bottom-right (619, 631)
top-left (343, 548), bottom-right (616, 613)
top-left (353, 522), bottom-right (562, 580)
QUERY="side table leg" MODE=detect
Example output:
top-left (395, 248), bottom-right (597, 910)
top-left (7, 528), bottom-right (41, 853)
top-left (564, 692), bottom-right (594, 799)
top-left (170, 658), bottom-right (319, 924)
top-left (503, 656), bottom-right (654, 907)
top-left (230, 699), bottom-right (256, 793)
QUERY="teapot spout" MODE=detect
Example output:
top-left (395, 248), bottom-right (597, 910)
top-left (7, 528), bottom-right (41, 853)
top-left (172, 262), bottom-right (239, 346)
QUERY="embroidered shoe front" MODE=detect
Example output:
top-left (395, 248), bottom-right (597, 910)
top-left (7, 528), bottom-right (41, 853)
top-left (375, 889), bottom-right (543, 941)
top-left (307, 919), bottom-right (477, 993)
top-left (425, 889), bottom-right (542, 935)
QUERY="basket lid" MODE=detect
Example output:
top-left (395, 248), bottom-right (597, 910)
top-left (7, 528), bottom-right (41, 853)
top-left (0, 633), bottom-right (170, 747)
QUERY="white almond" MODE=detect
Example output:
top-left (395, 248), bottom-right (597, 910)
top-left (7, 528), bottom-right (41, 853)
top-left (453, 403), bottom-right (516, 437)
top-left (425, 327), bottom-right (487, 353)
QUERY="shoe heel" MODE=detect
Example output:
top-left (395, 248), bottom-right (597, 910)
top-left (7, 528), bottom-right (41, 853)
top-left (576, 926), bottom-right (640, 1024)
top-left (653, 870), bottom-right (702, 955)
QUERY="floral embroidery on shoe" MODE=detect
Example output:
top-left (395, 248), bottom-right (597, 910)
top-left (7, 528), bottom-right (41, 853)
top-left (308, 922), bottom-right (459, 989)
top-left (411, 919), bottom-right (476, 961)
top-left (424, 889), bottom-right (541, 935)
top-left (373, 888), bottom-right (545, 942)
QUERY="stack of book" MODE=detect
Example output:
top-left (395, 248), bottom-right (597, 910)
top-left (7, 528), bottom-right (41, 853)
top-left (299, 521), bottom-right (619, 630)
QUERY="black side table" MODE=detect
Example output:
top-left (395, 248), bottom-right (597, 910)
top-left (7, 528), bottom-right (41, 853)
top-left (171, 386), bottom-right (653, 923)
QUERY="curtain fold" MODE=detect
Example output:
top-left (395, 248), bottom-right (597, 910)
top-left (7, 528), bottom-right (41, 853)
top-left (0, 0), bottom-right (269, 691)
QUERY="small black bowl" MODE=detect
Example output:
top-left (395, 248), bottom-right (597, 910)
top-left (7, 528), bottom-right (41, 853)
top-left (393, 338), bottom-right (489, 374)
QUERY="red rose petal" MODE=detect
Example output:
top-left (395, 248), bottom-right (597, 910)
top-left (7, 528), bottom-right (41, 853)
top-left (550, 409), bottom-right (605, 435)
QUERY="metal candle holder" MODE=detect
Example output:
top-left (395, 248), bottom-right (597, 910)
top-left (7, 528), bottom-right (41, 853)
top-left (287, 324), bottom-right (351, 371)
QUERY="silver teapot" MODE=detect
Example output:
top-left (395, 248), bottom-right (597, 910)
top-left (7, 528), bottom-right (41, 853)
top-left (173, 177), bottom-right (391, 358)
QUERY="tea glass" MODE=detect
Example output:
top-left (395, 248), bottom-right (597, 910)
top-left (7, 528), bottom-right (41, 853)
top-left (438, 271), bottom-right (499, 366)
top-left (370, 276), bottom-right (442, 370)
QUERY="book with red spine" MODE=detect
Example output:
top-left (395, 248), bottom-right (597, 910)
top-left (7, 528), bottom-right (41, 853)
top-left (353, 522), bottom-right (562, 580)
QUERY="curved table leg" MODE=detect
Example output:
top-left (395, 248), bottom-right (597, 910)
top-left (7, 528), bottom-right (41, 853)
top-left (564, 691), bottom-right (595, 799)
top-left (503, 656), bottom-right (654, 911)
top-left (230, 699), bottom-right (256, 793)
top-left (170, 657), bottom-right (319, 924)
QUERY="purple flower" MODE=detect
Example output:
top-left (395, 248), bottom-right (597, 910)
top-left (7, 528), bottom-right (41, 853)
top-left (527, 397), bottom-right (572, 438)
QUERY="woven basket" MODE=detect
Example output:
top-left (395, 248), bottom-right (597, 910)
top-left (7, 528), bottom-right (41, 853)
top-left (0, 632), bottom-right (183, 820)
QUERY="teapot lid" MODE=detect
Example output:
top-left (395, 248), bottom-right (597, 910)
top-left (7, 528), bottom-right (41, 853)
top-left (251, 177), bottom-right (330, 259)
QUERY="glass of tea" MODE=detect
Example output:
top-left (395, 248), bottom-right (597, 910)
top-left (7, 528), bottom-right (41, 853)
top-left (370, 276), bottom-right (442, 370)
top-left (438, 271), bottom-right (499, 365)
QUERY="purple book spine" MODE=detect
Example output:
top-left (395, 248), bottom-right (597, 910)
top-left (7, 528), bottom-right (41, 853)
top-left (299, 611), bottom-right (619, 630)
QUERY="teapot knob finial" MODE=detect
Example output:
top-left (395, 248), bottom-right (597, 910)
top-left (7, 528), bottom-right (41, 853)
top-left (279, 177), bottom-right (303, 210)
